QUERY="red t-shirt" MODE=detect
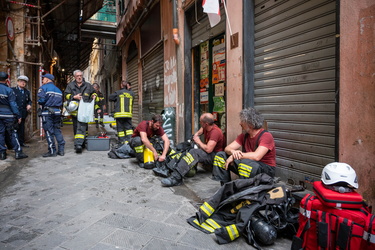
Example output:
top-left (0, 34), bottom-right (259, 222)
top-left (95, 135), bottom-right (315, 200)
top-left (235, 129), bottom-right (276, 167)
top-left (132, 120), bottom-right (165, 138)
top-left (204, 124), bottom-right (225, 152)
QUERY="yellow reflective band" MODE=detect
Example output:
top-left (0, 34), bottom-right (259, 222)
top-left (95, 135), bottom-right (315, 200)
top-left (182, 152), bottom-right (194, 165)
top-left (125, 130), bottom-right (133, 135)
top-left (114, 112), bottom-right (132, 118)
top-left (66, 94), bottom-right (71, 99)
top-left (192, 219), bottom-right (215, 233)
top-left (226, 225), bottom-right (239, 241)
top-left (118, 131), bottom-right (125, 137)
top-left (238, 163), bottom-right (252, 178)
top-left (213, 156), bottom-right (226, 169)
top-left (200, 202), bottom-right (215, 217)
top-left (206, 219), bottom-right (221, 229)
top-left (135, 145), bottom-right (144, 153)
top-left (74, 134), bottom-right (85, 139)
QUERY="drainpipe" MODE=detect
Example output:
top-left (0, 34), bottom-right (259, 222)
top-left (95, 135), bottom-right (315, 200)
top-left (172, 0), bottom-right (179, 45)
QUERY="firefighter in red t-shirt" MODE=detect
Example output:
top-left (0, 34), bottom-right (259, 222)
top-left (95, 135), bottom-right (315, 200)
top-left (212, 108), bottom-right (276, 183)
top-left (161, 113), bottom-right (225, 187)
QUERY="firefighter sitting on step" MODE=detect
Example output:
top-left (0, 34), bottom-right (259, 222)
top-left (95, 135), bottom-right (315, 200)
top-left (109, 80), bottom-right (135, 145)
top-left (212, 108), bottom-right (276, 184)
top-left (161, 113), bottom-right (225, 187)
top-left (129, 114), bottom-right (170, 169)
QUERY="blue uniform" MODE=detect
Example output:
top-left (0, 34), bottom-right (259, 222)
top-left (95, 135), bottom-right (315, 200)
top-left (0, 82), bottom-right (22, 153)
top-left (38, 82), bottom-right (65, 154)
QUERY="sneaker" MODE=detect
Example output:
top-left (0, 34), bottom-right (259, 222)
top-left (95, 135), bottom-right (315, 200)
top-left (75, 146), bottom-right (82, 153)
top-left (161, 176), bottom-right (182, 187)
top-left (43, 152), bottom-right (57, 157)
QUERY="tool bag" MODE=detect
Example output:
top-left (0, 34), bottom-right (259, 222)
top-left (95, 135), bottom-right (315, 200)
top-left (292, 194), bottom-right (373, 250)
top-left (313, 181), bottom-right (365, 209)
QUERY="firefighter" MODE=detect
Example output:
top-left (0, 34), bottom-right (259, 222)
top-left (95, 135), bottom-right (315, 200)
top-left (160, 113), bottom-right (225, 187)
top-left (64, 69), bottom-right (100, 153)
top-left (93, 83), bottom-right (105, 128)
top-left (129, 114), bottom-right (170, 168)
top-left (0, 72), bottom-right (28, 160)
top-left (37, 74), bottom-right (65, 157)
top-left (212, 108), bottom-right (276, 183)
top-left (109, 80), bottom-right (134, 144)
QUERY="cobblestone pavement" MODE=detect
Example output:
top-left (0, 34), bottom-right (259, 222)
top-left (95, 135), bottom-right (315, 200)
top-left (0, 123), bottom-right (292, 250)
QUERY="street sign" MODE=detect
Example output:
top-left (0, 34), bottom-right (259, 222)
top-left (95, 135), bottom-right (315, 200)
top-left (5, 16), bottom-right (14, 41)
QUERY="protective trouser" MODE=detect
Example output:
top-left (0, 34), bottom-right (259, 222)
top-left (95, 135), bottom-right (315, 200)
top-left (116, 118), bottom-right (133, 143)
top-left (212, 151), bottom-right (275, 183)
top-left (74, 119), bottom-right (88, 148)
top-left (129, 136), bottom-right (166, 163)
top-left (0, 117), bottom-right (22, 153)
top-left (42, 114), bottom-right (65, 154)
top-left (94, 108), bottom-right (104, 124)
top-left (171, 148), bottom-right (215, 179)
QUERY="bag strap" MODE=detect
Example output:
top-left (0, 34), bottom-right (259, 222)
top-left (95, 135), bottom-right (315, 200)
top-left (242, 130), bottom-right (268, 153)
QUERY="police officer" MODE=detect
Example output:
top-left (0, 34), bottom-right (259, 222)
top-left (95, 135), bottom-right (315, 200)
top-left (109, 80), bottom-right (134, 144)
top-left (12, 75), bottom-right (32, 147)
top-left (0, 72), bottom-right (28, 160)
top-left (37, 74), bottom-right (65, 157)
top-left (64, 69), bottom-right (100, 153)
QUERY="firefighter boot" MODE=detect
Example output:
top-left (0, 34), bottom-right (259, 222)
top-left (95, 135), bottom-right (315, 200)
top-left (153, 161), bottom-right (170, 178)
top-left (161, 171), bottom-right (182, 187)
top-left (15, 151), bottom-right (28, 159)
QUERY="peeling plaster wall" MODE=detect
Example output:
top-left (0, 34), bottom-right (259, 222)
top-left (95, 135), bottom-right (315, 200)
top-left (340, 0), bottom-right (375, 205)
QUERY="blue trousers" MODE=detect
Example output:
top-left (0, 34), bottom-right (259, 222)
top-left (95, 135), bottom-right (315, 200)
top-left (0, 117), bottom-right (22, 153)
top-left (42, 114), bottom-right (65, 154)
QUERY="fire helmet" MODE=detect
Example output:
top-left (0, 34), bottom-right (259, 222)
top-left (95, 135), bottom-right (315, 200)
top-left (66, 101), bottom-right (78, 112)
top-left (321, 162), bottom-right (358, 189)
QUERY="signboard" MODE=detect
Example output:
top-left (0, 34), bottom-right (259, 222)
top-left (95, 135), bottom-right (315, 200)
top-left (5, 17), bottom-right (14, 41)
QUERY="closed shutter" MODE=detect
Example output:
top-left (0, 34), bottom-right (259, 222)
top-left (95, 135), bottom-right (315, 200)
top-left (142, 43), bottom-right (164, 120)
top-left (253, 0), bottom-right (337, 184)
top-left (127, 58), bottom-right (139, 126)
top-left (191, 7), bottom-right (226, 47)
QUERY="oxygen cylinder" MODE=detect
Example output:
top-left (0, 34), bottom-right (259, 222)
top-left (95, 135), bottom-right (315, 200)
top-left (143, 146), bottom-right (155, 169)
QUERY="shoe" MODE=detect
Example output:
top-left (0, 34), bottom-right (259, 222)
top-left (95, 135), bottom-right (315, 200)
top-left (57, 151), bottom-right (64, 156)
top-left (138, 162), bottom-right (145, 168)
top-left (161, 176), bottom-right (182, 187)
top-left (43, 152), bottom-right (57, 157)
top-left (153, 163), bottom-right (170, 178)
top-left (100, 123), bottom-right (105, 127)
top-left (0, 152), bottom-right (7, 160)
top-left (15, 152), bottom-right (28, 159)
top-left (75, 146), bottom-right (82, 153)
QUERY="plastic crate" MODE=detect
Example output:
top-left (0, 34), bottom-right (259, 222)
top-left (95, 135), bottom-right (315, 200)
top-left (86, 136), bottom-right (110, 151)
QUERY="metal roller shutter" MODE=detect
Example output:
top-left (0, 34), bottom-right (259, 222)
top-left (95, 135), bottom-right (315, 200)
top-left (253, 0), bottom-right (337, 186)
top-left (127, 58), bottom-right (139, 126)
top-left (142, 43), bottom-right (164, 120)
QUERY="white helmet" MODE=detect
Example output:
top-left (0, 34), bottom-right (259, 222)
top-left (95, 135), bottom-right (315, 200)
top-left (321, 162), bottom-right (358, 189)
top-left (66, 101), bottom-right (78, 112)
top-left (17, 75), bottom-right (29, 82)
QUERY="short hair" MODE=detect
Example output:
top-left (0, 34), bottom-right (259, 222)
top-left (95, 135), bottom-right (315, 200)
top-left (239, 108), bottom-right (264, 129)
top-left (73, 69), bottom-right (83, 76)
top-left (201, 113), bottom-right (215, 125)
top-left (92, 83), bottom-right (99, 88)
top-left (152, 114), bottom-right (163, 123)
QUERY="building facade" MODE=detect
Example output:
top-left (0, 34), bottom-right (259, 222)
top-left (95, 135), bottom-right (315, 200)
top-left (116, 0), bottom-right (374, 205)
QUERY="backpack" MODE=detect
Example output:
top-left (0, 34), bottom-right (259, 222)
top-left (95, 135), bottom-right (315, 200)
top-left (292, 193), bottom-right (374, 250)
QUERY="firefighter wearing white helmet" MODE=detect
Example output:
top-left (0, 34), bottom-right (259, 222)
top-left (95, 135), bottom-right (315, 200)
top-left (321, 162), bottom-right (359, 189)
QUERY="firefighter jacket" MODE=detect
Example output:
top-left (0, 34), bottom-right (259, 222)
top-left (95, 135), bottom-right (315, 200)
top-left (0, 82), bottom-right (20, 119)
top-left (64, 80), bottom-right (98, 116)
top-left (37, 82), bottom-right (63, 116)
top-left (187, 174), bottom-right (287, 245)
top-left (109, 88), bottom-right (134, 119)
top-left (95, 91), bottom-right (105, 109)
